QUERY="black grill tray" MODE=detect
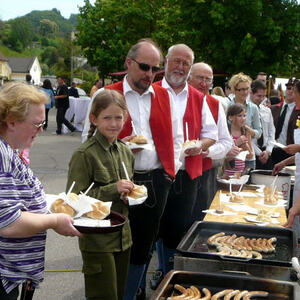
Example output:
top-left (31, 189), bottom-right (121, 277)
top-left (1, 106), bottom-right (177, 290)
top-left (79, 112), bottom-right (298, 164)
top-left (150, 270), bottom-right (298, 300)
top-left (176, 221), bottom-right (296, 267)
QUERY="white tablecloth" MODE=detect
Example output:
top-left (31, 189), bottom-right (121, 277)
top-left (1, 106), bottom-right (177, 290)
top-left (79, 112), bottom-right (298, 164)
top-left (62, 97), bottom-right (91, 132)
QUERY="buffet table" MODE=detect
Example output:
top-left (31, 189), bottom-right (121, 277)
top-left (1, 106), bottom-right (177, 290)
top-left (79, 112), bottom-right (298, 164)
top-left (203, 190), bottom-right (287, 226)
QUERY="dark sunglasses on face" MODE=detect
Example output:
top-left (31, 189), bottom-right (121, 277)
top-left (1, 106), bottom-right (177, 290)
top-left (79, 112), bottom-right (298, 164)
top-left (131, 58), bottom-right (161, 73)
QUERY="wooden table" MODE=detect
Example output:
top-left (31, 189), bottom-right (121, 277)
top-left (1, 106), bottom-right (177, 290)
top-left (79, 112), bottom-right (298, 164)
top-left (204, 190), bottom-right (287, 226)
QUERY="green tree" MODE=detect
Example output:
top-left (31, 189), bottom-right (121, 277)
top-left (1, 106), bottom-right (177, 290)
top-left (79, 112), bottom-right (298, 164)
top-left (39, 19), bottom-right (58, 36)
top-left (76, 0), bottom-right (177, 77)
top-left (7, 18), bottom-right (34, 51)
top-left (179, 0), bottom-right (300, 77)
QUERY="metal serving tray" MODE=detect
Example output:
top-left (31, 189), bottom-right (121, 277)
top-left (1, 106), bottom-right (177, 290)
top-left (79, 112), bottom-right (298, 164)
top-left (176, 221), bottom-right (296, 267)
top-left (150, 270), bottom-right (299, 300)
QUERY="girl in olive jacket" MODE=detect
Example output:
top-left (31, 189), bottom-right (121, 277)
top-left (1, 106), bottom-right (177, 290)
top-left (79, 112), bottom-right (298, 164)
top-left (66, 89), bottom-right (134, 300)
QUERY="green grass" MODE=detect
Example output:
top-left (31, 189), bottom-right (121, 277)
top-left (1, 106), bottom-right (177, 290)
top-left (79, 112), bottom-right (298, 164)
top-left (0, 44), bottom-right (42, 58)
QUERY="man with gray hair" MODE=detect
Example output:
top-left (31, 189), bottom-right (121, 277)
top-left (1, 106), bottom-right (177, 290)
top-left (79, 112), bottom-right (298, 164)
top-left (154, 45), bottom-right (218, 276)
top-left (188, 62), bottom-right (233, 219)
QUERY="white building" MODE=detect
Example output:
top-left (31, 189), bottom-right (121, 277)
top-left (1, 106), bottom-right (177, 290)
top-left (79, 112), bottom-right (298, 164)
top-left (7, 56), bottom-right (42, 85)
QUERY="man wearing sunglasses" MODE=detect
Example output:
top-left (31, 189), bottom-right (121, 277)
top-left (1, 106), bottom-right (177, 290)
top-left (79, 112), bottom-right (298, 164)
top-left (152, 45), bottom-right (218, 278)
top-left (81, 39), bottom-right (183, 300)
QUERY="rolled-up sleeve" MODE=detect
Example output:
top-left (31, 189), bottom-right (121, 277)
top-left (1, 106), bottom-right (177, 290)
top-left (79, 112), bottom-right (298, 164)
top-left (200, 98), bottom-right (218, 141)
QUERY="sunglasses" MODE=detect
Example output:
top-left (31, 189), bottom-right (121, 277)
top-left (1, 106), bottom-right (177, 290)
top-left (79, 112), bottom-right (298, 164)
top-left (131, 58), bottom-right (161, 73)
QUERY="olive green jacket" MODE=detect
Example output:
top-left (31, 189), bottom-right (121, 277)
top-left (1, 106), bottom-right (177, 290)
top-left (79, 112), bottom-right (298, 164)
top-left (67, 130), bottom-right (134, 252)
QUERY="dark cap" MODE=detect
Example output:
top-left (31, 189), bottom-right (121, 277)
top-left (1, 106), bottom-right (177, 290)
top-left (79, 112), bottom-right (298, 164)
top-left (285, 77), bottom-right (299, 86)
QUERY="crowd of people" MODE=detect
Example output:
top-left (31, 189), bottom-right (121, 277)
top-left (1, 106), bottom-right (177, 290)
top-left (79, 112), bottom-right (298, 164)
top-left (1, 38), bottom-right (300, 300)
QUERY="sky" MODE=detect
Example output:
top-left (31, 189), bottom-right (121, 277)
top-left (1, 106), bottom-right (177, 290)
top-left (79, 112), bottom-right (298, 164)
top-left (0, 0), bottom-right (95, 21)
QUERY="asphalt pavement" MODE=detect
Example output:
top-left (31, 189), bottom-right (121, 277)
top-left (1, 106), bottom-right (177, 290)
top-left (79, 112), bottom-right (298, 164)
top-left (29, 109), bottom-right (157, 300)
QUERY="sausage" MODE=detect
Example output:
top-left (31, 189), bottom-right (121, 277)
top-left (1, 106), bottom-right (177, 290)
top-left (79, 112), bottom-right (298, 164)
top-left (233, 290), bottom-right (248, 300)
top-left (211, 289), bottom-right (234, 299)
top-left (207, 232), bottom-right (225, 245)
top-left (243, 291), bottom-right (269, 299)
top-left (167, 284), bottom-right (188, 299)
top-left (199, 288), bottom-right (211, 300)
top-left (185, 288), bottom-right (195, 300)
top-left (224, 290), bottom-right (240, 300)
top-left (190, 286), bottom-right (201, 299)
top-left (251, 251), bottom-right (263, 259)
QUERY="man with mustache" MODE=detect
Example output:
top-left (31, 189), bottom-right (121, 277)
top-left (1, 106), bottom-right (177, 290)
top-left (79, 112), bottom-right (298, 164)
top-left (153, 44), bottom-right (218, 277)
top-left (82, 39), bottom-right (183, 300)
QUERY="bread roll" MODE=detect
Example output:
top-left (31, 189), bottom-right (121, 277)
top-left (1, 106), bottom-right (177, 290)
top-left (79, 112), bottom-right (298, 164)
top-left (51, 198), bottom-right (75, 217)
top-left (84, 201), bottom-right (110, 220)
top-left (128, 185), bottom-right (147, 199)
top-left (129, 136), bottom-right (148, 144)
top-left (68, 192), bottom-right (79, 202)
top-left (183, 140), bottom-right (197, 148)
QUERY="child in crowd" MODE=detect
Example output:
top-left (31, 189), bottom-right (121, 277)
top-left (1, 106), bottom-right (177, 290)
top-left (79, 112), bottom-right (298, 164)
top-left (225, 103), bottom-right (254, 176)
top-left (66, 89), bottom-right (134, 300)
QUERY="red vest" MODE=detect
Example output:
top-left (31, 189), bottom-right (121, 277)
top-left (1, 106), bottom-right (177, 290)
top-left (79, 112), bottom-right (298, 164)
top-left (105, 81), bottom-right (176, 178)
top-left (203, 94), bottom-right (219, 172)
top-left (155, 81), bottom-right (204, 179)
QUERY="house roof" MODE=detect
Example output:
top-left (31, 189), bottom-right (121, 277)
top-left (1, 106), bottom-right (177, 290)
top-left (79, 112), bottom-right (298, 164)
top-left (7, 57), bottom-right (36, 73)
top-left (0, 51), bottom-right (8, 62)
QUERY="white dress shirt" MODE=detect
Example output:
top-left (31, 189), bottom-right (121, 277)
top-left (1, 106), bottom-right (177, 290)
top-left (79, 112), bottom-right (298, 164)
top-left (277, 102), bottom-right (295, 146)
top-left (205, 96), bottom-right (233, 160)
top-left (253, 103), bottom-right (276, 155)
top-left (161, 78), bottom-right (218, 169)
top-left (82, 76), bottom-right (183, 172)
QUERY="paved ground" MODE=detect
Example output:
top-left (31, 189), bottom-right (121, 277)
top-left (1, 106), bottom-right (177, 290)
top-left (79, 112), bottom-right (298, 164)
top-left (30, 109), bottom-right (157, 300)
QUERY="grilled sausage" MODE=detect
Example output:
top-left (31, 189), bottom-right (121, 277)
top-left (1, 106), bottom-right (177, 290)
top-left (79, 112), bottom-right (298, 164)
top-left (207, 232), bottom-right (225, 245)
top-left (243, 291), bottom-right (269, 299)
top-left (233, 290), bottom-right (248, 300)
top-left (167, 284), bottom-right (188, 299)
top-left (211, 289), bottom-right (234, 299)
top-left (224, 290), bottom-right (240, 300)
top-left (199, 288), bottom-right (211, 300)
top-left (190, 286), bottom-right (201, 299)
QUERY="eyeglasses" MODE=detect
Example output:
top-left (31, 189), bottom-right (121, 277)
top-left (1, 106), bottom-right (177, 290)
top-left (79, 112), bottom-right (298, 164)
top-left (131, 58), bottom-right (161, 73)
top-left (192, 75), bottom-right (213, 84)
top-left (31, 120), bottom-right (46, 129)
top-left (169, 58), bottom-right (191, 68)
top-left (236, 87), bottom-right (249, 92)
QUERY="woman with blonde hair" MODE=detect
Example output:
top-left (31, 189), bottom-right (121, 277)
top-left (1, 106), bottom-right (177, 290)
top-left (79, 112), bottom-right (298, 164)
top-left (228, 72), bottom-right (262, 169)
top-left (0, 82), bottom-right (80, 299)
top-left (212, 86), bottom-right (225, 97)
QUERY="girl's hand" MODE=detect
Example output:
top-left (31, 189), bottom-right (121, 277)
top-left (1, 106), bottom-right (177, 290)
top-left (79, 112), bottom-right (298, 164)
top-left (227, 145), bottom-right (241, 157)
top-left (117, 179), bottom-right (134, 194)
top-left (235, 135), bottom-right (248, 147)
top-left (283, 144), bottom-right (300, 155)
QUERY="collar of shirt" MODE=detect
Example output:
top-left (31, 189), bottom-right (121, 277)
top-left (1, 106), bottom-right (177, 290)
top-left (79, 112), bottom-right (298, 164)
top-left (94, 130), bottom-right (120, 152)
top-left (161, 77), bottom-right (189, 99)
top-left (284, 101), bottom-right (295, 109)
top-left (123, 75), bottom-right (155, 98)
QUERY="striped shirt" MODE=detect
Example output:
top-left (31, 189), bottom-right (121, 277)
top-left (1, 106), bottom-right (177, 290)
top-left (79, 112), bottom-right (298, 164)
top-left (0, 138), bottom-right (47, 293)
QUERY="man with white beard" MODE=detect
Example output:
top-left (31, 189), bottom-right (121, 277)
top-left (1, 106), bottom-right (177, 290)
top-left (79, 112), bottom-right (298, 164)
top-left (153, 44), bottom-right (218, 276)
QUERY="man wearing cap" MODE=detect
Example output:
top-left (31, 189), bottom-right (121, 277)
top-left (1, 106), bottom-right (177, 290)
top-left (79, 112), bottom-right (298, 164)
top-left (271, 77), bottom-right (300, 165)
